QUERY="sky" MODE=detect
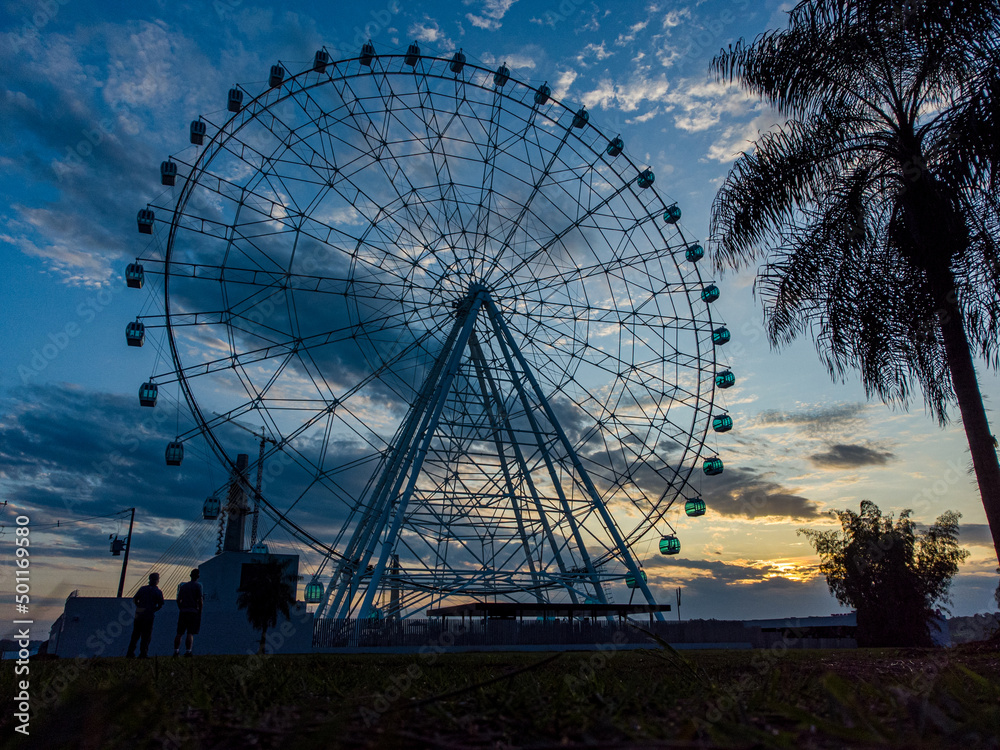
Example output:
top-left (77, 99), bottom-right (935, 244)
top-left (2, 0), bottom-right (999, 637)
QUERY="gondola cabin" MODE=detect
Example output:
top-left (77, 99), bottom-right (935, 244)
top-left (703, 457), bottom-right (724, 476)
top-left (659, 535), bottom-right (681, 555)
top-left (716, 370), bottom-right (736, 389)
top-left (227, 88), bottom-right (243, 113)
top-left (606, 136), bottom-right (624, 157)
top-left (160, 160), bottom-right (177, 186)
top-left (165, 441), bottom-right (184, 466)
top-left (137, 209), bottom-right (154, 234)
top-left (203, 496), bottom-right (221, 520)
top-left (663, 204), bottom-right (682, 224)
top-left (685, 498), bottom-right (706, 517)
top-left (313, 49), bottom-right (330, 73)
top-left (190, 119), bottom-right (206, 145)
top-left (685, 243), bottom-right (704, 263)
top-left (404, 43), bottom-right (420, 66)
top-left (712, 327), bottom-right (731, 346)
top-left (573, 108), bottom-right (589, 128)
top-left (701, 285), bottom-right (720, 303)
top-left (125, 321), bottom-right (145, 347)
top-left (360, 42), bottom-right (375, 66)
top-left (450, 50), bottom-right (466, 73)
top-left (534, 83), bottom-right (551, 105)
top-left (625, 569), bottom-right (647, 588)
top-left (269, 64), bottom-right (285, 88)
top-left (125, 263), bottom-right (144, 289)
top-left (494, 64), bottom-right (510, 87)
top-left (713, 414), bottom-right (733, 432)
top-left (637, 169), bottom-right (654, 189)
top-left (138, 381), bottom-right (158, 407)
top-left (304, 580), bottom-right (324, 604)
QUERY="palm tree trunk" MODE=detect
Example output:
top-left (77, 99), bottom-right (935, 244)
top-left (259, 626), bottom-right (268, 656)
top-left (933, 271), bottom-right (1000, 565)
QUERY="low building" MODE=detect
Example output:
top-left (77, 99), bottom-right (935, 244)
top-left (49, 550), bottom-right (313, 658)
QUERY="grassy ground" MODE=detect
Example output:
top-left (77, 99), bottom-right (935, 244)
top-left (2, 643), bottom-right (999, 749)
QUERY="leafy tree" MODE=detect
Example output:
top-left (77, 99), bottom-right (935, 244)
top-left (709, 1), bottom-right (1000, 563)
top-left (801, 500), bottom-right (969, 646)
top-left (236, 557), bottom-right (297, 655)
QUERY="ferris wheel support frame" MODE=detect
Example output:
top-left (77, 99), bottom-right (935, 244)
top-left (323, 284), bottom-right (664, 622)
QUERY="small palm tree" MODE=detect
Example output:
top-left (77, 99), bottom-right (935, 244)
top-left (710, 1), bottom-right (1000, 561)
top-left (236, 557), bottom-right (297, 655)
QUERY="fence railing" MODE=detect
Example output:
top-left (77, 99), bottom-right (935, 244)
top-left (312, 617), bottom-right (765, 649)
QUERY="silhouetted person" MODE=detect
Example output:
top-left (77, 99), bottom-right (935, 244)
top-left (126, 572), bottom-right (164, 658)
top-left (174, 568), bottom-right (204, 657)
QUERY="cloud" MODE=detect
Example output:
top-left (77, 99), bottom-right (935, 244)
top-left (553, 68), bottom-right (578, 101)
top-left (699, 466), bottom-right (823, 519)
top-left (956, 524), bottom-right (996, 548)
top-left (808, 444), bottom-right (894, 469)
top-left (581, 74), bottom-right (670, 113)
top-left (407, 18), bottom-right (455, 49)
top-left (755, 402), bottom-right (868, 428)
top-left (577, 42), bottom-right (612, 64)
top-left (614, 19), bottom-right (649, 46)
top-left (705, 110), bottom-right (783, 162)
top-left (662, 9), bottom-right (691, 27)
top-left (465, 0), bottom-right (519, 30)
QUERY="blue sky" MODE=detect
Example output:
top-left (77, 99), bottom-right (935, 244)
top-left (2, 0), bottom-right (998, 635)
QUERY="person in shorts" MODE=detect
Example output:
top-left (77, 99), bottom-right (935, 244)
top-left (173, 568), bottom-right (204, 657)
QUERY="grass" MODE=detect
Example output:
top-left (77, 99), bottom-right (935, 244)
top-left (2, 643), bottom-right (999, 749)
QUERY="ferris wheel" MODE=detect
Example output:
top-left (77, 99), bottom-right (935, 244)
top-left (126, 43), bottom-right (734, 620)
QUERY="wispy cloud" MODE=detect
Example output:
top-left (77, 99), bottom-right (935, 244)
top-left (464, 0), bottom-right (519, 31)
top-left (808, 443), bottom-right (895, 469)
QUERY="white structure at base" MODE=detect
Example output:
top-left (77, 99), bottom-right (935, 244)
top-left (49, 551), bottom-right (313, 658)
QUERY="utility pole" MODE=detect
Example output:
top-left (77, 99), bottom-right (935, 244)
top-left (675, 586), bottom-right (682, 622)
top-left (117, 508), bottom-right (136, 598)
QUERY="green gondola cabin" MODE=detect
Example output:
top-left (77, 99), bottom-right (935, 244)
top-left (625, 569), bottom-right (647, 588)
top-left (304, 581), bottom-right (324, 604)
top-left (659, 535), bottom-right (681, 555)
top-left (685, 498), bottom-right (706, 516)
top-left (713, 414), bottom-right (733, 432)
top-left (703, 457), bottom-right (724, 475)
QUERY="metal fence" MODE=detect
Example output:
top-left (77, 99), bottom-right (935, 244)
top-left (312, 617), bottom-right (772, 649)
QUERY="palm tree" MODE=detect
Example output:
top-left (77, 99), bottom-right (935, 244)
top-left (236, 557), bottom-right (297, 655)
top-left (709, 0), bottom-right (1000, 562)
